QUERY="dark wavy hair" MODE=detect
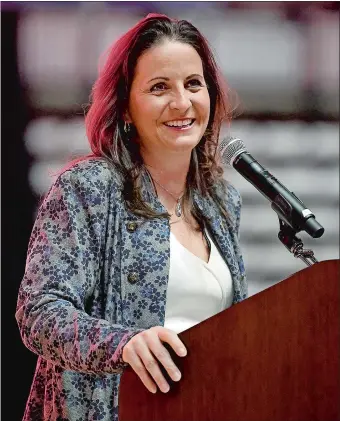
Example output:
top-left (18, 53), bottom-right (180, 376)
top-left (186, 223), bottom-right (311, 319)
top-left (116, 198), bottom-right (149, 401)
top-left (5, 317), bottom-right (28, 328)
top-left (85, 13), bottom-right (235, 221)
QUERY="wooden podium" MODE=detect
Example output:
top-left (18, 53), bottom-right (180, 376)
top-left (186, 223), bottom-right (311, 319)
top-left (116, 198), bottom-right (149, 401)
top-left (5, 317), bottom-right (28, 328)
top-left (119, 259), bottom-right (339, 421)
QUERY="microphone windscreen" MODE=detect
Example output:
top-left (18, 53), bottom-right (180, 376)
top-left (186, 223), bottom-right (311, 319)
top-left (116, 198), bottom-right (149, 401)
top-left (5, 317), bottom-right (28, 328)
top-left (219, 137), bottom-right (247, 166)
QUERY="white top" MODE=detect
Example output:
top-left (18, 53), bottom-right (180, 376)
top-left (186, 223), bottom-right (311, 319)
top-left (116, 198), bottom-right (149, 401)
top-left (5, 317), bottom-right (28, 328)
top-left (164, 229), bottom-right (233, 334)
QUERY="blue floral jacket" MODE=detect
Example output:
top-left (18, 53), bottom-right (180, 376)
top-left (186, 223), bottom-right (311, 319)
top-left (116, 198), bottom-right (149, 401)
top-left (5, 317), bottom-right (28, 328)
top-left (16, 157), bottom-right (247, 421)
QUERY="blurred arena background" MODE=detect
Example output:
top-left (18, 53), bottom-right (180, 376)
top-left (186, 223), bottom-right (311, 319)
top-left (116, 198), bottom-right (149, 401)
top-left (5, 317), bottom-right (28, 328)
top-left (2, 2), bottom-right (339, 419)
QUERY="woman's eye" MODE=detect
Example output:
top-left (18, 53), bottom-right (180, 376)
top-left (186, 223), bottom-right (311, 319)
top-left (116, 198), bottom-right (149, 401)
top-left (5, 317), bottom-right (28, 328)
top-left (150, 83), bottom-right (167, 92)
top-left (150, 79), bottom-right (204, 94)
top-left (186, 79), bottom-right (203, 88)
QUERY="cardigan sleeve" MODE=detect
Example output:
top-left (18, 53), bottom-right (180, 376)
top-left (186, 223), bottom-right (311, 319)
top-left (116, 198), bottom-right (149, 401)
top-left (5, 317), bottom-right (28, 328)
top-left (233, 186), bottom-right (242, 240)
top-left (15, 160), bottom-right (144, 375)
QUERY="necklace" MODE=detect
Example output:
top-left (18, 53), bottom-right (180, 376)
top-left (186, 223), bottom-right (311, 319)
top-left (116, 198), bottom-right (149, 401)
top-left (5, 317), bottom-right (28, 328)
top-left (144, 164), bottom-right (186, 217)
top-left (148, 178), bottom-right (184, 218)
top-left (152, 178), bottom-right (185, 218)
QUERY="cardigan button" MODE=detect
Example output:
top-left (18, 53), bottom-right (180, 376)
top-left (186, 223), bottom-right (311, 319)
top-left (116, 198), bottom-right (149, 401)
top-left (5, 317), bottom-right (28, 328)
top-left (127, 222), bottom-right (138, 232)
top-left (127, 272), bottom-right (139, 284)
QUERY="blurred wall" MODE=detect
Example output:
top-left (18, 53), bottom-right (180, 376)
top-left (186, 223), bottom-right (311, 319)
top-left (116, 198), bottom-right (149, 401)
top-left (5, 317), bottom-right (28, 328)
top-left (2, 2), bottom-right (339, 419)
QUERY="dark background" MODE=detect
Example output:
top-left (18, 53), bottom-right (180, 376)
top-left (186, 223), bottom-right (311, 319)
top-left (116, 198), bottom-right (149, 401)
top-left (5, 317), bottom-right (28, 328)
top-left (2, 10), bottom-right (37, 421)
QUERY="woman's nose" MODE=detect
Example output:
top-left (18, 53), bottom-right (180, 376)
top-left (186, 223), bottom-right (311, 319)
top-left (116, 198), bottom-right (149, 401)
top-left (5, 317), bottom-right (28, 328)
top-left (169, 91), bottom-right (192, 112)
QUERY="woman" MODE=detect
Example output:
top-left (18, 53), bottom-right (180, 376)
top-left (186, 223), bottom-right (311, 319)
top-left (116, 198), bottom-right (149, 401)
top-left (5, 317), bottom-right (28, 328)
top-left (16, 13), bottom-right (247, 421)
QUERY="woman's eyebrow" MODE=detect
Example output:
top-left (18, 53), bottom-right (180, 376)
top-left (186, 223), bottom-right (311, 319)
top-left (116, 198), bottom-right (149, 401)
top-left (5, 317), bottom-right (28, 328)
top-left (147, 73), bottom-right (203, 84)
top-left (147, 76), bottom-right (169, 83)
top-left (185, 73), bottom-right (204, 80)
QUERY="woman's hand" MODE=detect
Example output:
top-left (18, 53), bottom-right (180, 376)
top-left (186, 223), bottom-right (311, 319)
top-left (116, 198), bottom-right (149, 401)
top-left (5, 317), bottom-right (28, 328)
top-left (122, 326), bottom-right (187, 393)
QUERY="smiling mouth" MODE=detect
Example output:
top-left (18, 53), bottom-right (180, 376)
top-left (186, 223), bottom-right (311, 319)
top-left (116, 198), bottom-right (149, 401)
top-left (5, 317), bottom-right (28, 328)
top-left (163, 119), bottom-right (195, 129)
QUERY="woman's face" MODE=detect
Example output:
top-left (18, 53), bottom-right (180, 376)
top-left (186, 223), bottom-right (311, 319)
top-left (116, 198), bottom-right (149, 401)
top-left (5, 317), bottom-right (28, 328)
top-left (127, 40), bottom-right (210, 155)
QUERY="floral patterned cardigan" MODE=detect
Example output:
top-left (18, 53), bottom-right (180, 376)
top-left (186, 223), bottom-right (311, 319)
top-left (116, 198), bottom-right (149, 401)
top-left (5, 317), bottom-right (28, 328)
top-left (16, 157), bottom-right (247, 421)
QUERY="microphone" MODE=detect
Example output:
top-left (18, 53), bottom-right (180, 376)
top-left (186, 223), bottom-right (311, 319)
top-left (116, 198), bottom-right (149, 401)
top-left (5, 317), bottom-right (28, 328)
top-left (219, 137), bottom-right (325, 239)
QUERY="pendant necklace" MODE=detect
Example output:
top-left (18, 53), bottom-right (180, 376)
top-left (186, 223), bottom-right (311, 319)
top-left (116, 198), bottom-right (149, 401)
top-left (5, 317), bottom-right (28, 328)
top-left (152, 178), bottom-right (185, 217)
top-left (145, 165), bottom-right (185, 217)
top-left (144, 164), bottom-right (184, 218)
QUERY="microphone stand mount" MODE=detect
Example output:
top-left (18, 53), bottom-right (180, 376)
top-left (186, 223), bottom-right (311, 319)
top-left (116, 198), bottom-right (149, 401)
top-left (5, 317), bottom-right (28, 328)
top-left (277, 218), bottom-right (319, 267)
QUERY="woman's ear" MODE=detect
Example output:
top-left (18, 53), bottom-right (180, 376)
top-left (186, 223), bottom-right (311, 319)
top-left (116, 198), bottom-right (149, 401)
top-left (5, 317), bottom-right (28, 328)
top-left (124, 110), bottom-right (132, 124)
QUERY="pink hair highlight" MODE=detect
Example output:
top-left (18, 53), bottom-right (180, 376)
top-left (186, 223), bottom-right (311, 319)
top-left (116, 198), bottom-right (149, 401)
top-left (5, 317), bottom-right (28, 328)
top-left (85, 14), bottom-right (172, 157)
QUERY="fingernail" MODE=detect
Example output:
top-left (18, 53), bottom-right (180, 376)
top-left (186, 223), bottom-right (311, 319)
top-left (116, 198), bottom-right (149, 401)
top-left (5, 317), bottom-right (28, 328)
top-left (179, 348), bottom-right (187, 356)
top-left (173, 371), bottom-right (181, 381)
top-left (162, 385), bottom-right (170, 393)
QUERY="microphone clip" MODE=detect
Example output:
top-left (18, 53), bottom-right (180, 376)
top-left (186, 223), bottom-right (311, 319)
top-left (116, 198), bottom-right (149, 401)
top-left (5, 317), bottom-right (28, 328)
top-left (277, 218), bottom-right (319, 267)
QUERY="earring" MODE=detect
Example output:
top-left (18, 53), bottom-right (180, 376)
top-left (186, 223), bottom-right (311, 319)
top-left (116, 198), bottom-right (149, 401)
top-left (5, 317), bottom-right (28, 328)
top-left (124, 121), bottom-right (130, 133)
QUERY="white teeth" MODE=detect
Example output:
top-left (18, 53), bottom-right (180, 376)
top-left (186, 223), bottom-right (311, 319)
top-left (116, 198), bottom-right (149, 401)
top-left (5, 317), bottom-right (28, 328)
top-left (165, 119), bottom-right (193, 127)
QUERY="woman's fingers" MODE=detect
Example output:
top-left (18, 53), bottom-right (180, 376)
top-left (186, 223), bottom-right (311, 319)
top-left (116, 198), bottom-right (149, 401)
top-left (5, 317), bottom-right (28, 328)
top-left (135, 339), bottom-right (172, 393)
top-left (122, 327), bottom-right (188, 393)
top-left (155, 327), bottom-right (187, 357)
top-left (146, 334), bottom-right (182, 382)
top-left (125, 349), bottom-right (158, 394)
